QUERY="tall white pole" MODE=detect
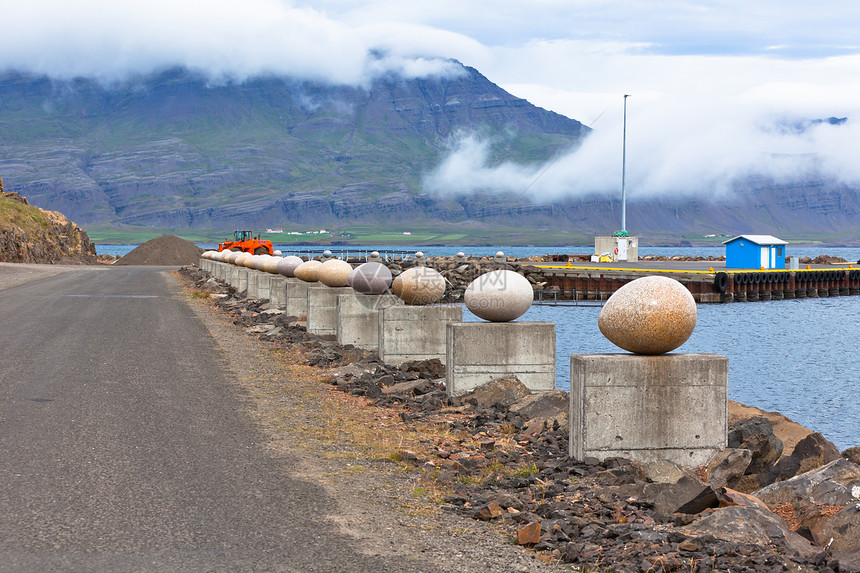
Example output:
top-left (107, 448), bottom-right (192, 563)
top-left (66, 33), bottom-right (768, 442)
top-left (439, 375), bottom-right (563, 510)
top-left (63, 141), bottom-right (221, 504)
top-left (621, 94), bottom-right (630, 233)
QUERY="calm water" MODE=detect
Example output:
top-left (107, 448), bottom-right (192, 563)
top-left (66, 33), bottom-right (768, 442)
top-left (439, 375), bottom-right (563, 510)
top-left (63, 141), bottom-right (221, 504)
top-left (99, 243), bottom-right (860, 450)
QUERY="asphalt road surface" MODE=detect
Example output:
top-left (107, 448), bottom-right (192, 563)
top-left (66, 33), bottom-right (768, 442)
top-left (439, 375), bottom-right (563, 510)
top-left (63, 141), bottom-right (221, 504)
top-left (0, 266), bottom-right (411, 572)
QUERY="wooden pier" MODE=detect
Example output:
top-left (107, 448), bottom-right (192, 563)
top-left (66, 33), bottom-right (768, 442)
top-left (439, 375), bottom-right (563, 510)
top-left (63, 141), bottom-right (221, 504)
top-left (525, 262), bottom-right (860, 304)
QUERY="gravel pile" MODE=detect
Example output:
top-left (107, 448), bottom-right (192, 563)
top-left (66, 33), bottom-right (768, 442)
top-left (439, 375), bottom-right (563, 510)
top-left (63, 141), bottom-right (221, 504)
top-left (115, 235), bottom-right (203, 266)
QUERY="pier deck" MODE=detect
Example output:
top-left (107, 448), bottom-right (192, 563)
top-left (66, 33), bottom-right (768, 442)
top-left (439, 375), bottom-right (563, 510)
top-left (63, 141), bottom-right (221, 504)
top-left (524, 261), bottom-right (860, 303)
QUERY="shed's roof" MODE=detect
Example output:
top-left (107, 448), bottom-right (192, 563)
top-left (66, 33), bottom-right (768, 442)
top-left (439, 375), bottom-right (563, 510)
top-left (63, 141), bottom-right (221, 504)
top-left (722, 235), bottom-right (789, 246)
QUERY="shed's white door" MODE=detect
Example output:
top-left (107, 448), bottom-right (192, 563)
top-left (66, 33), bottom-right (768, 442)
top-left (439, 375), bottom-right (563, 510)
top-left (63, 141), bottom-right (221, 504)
top-left (616, 238), bottom-right (628, 261)
top-left (760, 247), bottom-right (769, 268)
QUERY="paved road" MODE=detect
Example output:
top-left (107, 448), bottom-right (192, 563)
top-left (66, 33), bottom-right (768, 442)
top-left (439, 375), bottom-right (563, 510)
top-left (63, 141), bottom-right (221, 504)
top-left (0, 266), bottom-right (405, 572)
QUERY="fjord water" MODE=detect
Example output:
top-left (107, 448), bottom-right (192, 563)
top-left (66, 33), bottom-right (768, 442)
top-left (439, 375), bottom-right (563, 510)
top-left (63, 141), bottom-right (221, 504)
top-left (101, 244), bottom-right (860, 450)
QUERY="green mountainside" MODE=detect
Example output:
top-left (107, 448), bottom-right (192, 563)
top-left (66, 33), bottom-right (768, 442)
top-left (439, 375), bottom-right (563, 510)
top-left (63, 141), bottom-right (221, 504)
top-left (0, 66), bottom-right (584, 235)
top-left (1, 64), bottom-right (859, 246)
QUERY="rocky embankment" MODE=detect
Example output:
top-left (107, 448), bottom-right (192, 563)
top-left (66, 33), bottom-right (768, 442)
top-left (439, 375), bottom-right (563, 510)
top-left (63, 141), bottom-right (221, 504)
top-left (0, 184), bottom-right (97, 264)
top-left (181, 264), bottom-right (860, 573)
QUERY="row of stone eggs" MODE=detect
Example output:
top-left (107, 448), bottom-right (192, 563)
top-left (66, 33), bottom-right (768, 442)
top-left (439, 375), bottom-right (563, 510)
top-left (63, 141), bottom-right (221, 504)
top-left (202, 250), bottom-right (534, 322)
top-left (203, 251), bottom-right (697, 354)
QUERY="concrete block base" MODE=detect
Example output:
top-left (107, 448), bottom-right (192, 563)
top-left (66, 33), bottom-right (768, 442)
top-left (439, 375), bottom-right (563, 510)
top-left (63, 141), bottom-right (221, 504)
top-left (285, 278), bottom-right (316, 317)
top-left (570, 353), bottom-right (728, 466)
top-left (337, 293), bottom-right (402, 350)
top-left (237, 268), bottom-right (249, 294)
top-left (307, 287), bottom-right (354, 335)
top-left (446, 322), bottom-right (555, 397)
top-left (269, 276), bottom-right (287, 309)
top-left (228, 265), bottom-right (240, 288)
top-left (256, 273), bottom-right (272, 301)
top-left (379, 305), bottom-right (462, 366)
top-left (247, 269), bottom-right (260, 298)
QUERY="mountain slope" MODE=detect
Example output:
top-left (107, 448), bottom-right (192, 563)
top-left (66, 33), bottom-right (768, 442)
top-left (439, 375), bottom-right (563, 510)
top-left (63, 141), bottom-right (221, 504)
top-left (0, 65), bottom-right (586, 230)
top-left (0, 65), bottom-right (859, 244)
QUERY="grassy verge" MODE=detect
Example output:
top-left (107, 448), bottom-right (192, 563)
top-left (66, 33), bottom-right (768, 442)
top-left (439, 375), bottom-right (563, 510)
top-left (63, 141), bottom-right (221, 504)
top-left (0, 194), bottom-right (50, 235)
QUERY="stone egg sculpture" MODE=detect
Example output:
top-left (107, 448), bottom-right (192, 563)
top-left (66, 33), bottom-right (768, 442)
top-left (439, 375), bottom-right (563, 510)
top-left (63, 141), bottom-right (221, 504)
top-left (598, 275), bottom-right (697, 355)
top-left (251, 254), bottom-right (271, 270)
top-left (464, 270), bottom-right (533, 322)
top-left (261, 256), bottom-right (281, 274)
top-left (348, 262), bottom-right (393, 295)
top-left (293, 260), bottom-right (322, 282)
top-left (318, 259), bottom-right (353, 287)
top-left (276, 255), bottom-right (304, 277)
top-left (392, 266), bottom-right (446, 305)
top-left (234, 252), bottom-right (253, 267)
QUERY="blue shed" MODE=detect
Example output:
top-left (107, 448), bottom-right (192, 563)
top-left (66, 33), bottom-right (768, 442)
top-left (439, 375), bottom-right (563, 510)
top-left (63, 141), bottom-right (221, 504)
top-left (722, 235), bottom-right (788, 269)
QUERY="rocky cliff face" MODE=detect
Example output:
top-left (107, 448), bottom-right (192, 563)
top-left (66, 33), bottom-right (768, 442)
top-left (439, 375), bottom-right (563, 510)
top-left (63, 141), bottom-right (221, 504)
top-left (0, 183), bottom-right (97, 264)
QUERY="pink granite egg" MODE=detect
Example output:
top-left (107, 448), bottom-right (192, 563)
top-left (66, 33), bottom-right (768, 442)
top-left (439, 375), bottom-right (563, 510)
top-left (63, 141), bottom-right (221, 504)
top-left (598, 276), bottom-right (697, 355)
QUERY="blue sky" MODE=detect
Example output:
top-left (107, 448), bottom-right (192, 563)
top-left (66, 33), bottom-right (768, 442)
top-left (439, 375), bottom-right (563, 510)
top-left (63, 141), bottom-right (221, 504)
top-left (4, 0), bottom-right (860, 198)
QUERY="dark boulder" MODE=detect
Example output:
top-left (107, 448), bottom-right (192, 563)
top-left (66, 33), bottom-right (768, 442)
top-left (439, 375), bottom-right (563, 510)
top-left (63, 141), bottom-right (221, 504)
top-left (766, 432), bottom-right (841, 484)
top-left (706, 448), bottom-right (753, 490)
top-left (458, 376), bottom-right (530, 409)
top-left (728, 416), bottom-right (783, 475)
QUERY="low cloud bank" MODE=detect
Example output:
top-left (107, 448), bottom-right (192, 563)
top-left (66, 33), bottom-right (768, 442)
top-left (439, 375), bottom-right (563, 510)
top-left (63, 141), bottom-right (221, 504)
top-left (423, 97), bottom-right (860, 201)
top-left (1, 0), bottom-right (473, 85)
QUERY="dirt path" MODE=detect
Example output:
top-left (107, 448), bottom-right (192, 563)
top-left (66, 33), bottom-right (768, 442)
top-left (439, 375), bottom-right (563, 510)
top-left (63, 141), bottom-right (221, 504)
top-left (182, 280), bottom-right (561, 572)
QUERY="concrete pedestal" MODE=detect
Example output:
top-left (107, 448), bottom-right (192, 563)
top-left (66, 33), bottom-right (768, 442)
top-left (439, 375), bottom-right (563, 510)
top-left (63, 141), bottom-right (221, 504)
top-left (285, 278), bottom-right (316, 317)
top-left (336, 293), bottom-right (402, 350)
top-left (446, 322), bottom-right (556, 397)
top-left (569, 353), bottom-right (728, 466)
top-left (256, 273), bottom-right (272, 301)
top-left (378, 305), bottom-right (462, 366)
top-left (307, 287), bottom-right (354, 335)
top-left (269, 276), bottom-right (287, 309)
top-left (228, 265), bottom-right (240, 288)
top-left (247, 269), bottom-right (260, 298)
top-left (237, 268), bottom-right (249, 295)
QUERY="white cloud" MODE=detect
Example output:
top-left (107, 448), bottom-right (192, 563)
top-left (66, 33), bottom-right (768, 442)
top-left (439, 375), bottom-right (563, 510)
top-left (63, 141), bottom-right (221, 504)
top-left (422, 132), bottom-right (543, 195)
top-left (425, 89), bottom-right (860, 201)
top-left (0, 0), bottom-right (472, 84)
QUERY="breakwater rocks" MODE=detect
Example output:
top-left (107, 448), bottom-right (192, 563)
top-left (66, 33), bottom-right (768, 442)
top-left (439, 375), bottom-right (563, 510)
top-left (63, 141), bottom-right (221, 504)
top-left (180, 264), bottom-right (860, 572)
top-left (385, 256), bottom-right (547, 303)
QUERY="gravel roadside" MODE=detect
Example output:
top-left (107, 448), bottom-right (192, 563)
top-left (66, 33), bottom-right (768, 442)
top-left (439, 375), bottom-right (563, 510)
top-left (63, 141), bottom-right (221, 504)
top-left (181, 279), bottom-right (564, 572)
